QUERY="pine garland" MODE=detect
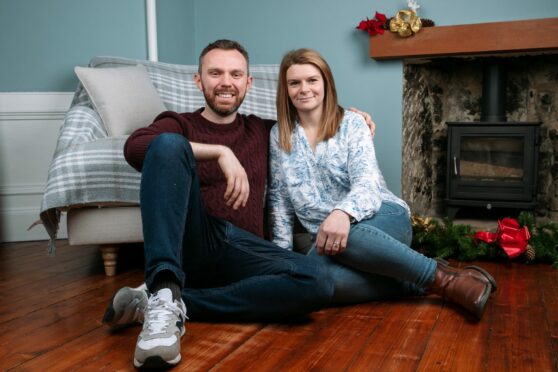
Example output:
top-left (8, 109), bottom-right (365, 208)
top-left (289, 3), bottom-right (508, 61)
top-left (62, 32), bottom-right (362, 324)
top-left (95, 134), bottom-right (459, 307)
top-left (411, 212), bottom-right (558, 268)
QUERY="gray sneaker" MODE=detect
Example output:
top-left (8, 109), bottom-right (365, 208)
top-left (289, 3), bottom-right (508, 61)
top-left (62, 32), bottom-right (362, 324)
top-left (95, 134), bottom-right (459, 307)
top-left (133, 288), bottom-right (187, 369)
top-left (102, 284), bottom-right (149, 328)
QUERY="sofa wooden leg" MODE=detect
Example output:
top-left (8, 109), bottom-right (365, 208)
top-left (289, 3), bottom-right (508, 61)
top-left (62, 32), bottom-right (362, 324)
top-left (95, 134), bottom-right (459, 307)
top-left (100, 245), bottom-right (119, 276)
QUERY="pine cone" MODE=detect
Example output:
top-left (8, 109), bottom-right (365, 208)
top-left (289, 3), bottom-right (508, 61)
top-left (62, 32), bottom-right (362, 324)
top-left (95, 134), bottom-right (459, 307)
top-left (525, 245), bottom-right (536, 261)
top-left (421, 18), bottom-right (435, 27)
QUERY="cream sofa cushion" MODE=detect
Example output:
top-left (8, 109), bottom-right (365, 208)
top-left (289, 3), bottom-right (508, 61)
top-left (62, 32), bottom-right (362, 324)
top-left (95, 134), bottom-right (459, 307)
top-left (74, 64), bottom-right (166, 136)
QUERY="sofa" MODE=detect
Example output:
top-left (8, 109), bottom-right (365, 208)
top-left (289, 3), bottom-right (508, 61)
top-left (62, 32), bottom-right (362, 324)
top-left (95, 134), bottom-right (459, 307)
top-left (40, 56), bottom-right (280, 276)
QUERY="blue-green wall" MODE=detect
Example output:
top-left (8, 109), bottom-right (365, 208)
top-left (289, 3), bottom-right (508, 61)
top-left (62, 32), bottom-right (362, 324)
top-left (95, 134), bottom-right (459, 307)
top-left (157, 0), bottom-right (195, 65)
top-left (1, 0), bottom-right (556, 192)
top-left (0, 0), bottom-right (148, 92)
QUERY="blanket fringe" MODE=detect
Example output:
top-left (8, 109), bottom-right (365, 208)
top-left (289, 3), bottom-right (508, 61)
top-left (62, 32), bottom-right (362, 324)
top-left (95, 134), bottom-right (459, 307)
top-left (48, 238), bottom-right (56, 257)
top-left (27, 219), bottom-right (56, 256)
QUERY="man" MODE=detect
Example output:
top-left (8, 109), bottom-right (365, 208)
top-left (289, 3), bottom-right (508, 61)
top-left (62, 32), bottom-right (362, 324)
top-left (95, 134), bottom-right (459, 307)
top-left (103, 40), bottom-right (335, 369)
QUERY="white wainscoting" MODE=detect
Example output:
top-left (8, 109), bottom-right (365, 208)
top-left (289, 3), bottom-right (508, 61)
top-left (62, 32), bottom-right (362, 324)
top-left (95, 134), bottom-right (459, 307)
top-left (0, 92), bottom-right (73, 242)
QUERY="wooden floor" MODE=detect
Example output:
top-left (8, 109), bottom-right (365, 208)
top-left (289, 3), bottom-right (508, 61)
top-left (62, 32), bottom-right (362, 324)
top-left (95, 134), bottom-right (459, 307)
top-left (1, 240), bottom-right (557, 372)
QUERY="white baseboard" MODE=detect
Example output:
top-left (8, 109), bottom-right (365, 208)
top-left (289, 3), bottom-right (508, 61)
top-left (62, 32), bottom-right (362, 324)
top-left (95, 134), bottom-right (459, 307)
top-left (0, 92), bottom-right (73, 242)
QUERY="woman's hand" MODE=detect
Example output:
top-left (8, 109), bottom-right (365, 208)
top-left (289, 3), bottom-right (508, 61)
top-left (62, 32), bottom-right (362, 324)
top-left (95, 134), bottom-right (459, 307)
top-left (316, 209), bottom-right (352, 255)
top-left (348, 107), bottom-right (376, 138)
top-left (217, 146), bottom-right (250, 210)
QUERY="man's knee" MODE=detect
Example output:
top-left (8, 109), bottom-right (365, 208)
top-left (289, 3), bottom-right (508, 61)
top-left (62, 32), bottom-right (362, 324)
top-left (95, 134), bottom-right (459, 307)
top-left (147, 133), bottom-right (195, 164)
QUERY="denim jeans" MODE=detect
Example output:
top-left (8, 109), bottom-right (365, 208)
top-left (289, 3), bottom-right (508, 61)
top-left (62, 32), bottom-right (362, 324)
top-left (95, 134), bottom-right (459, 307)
top-left (140, 133), bottom-right (333, 321)
top-left (308, 202), bottom-right (436, 304)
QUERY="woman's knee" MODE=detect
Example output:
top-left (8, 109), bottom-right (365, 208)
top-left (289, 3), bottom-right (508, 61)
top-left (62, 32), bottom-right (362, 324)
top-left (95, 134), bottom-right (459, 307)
top-left (356, 211), bottom-right (412, 246)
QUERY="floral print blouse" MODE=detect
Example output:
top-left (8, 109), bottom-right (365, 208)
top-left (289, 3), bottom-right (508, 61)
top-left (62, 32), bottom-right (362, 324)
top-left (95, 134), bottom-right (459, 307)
top-left (268, 110), bottom-right (410, 250)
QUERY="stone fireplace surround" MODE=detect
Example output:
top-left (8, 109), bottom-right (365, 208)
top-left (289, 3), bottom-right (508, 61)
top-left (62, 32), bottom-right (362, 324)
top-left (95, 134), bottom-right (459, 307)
top-left (368, 18), bottom-right (558, 221)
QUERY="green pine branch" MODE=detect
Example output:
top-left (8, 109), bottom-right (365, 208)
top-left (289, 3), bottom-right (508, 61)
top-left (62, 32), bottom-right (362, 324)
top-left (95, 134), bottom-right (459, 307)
top-left (410, 211), bottom-right (558, 267)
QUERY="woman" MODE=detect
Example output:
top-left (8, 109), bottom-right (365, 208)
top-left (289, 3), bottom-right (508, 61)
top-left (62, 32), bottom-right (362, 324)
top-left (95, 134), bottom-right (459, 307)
top-left (268, 48), bottom-right (497, 320)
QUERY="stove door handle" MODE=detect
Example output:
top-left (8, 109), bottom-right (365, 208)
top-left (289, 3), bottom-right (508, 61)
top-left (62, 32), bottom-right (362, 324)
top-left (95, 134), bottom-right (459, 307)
top-left (453, 156), bottom-right (458, 176)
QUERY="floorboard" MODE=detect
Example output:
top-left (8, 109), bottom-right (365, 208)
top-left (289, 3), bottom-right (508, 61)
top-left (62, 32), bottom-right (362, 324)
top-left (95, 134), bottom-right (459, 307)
top-left (1, 240), bottom-right (557, 371)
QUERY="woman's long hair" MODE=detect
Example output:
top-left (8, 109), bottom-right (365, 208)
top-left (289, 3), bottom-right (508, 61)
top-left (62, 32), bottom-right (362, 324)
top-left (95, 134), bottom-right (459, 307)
top-left (276, 48), bottom-right (344, 152)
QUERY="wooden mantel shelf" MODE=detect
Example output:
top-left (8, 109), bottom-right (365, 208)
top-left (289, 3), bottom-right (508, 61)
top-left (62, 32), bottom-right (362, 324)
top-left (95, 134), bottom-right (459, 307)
top-left (369, 17), bottom-right (558, 60)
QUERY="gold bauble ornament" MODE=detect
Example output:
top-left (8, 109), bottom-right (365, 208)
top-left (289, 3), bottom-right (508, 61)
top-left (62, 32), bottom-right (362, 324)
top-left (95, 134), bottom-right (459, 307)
top-left (389, 10), bottom-right (422, 37)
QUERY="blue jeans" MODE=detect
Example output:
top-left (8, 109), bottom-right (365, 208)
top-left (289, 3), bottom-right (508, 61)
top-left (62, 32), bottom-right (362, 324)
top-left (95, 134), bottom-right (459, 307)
top-left (140, 133), bottom-right (333, 321)
top-left (308, 202), bottom-right (436, 304)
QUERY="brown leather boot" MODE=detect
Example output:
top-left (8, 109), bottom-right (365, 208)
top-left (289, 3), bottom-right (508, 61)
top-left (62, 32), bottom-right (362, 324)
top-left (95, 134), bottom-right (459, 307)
top-left (435, 258), bottom-right (498, 292)
top-left (428, 264), bottom-right (493, 320)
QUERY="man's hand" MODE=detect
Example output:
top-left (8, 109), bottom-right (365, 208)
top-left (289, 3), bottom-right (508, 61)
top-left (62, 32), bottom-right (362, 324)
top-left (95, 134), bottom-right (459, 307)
top-left (315, 209), bottom-right (352, 256)
top-left (349, 107), bottom-right (376, 138)
top-left (217, 146), bottom-right (250, 209)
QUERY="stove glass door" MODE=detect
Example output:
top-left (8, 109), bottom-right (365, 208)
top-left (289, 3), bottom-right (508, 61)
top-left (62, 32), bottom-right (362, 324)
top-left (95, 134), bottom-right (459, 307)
top-left (458, 136), bottom-right (524, 181)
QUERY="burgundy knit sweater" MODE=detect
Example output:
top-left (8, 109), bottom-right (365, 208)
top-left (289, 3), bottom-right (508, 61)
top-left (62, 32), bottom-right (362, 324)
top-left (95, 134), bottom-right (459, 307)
top-left (124, 109), bottom-right (273, 238)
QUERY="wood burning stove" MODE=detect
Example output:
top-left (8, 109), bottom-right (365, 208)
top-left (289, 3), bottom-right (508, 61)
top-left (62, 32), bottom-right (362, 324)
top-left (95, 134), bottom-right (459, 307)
top-left (445, 122), bottom-right (540, 219)
top-left (445, 61), bottom-right (541, 219)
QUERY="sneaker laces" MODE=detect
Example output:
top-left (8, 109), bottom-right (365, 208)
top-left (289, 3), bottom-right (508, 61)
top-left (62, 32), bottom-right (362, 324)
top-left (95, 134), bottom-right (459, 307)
top-left (144, 295), bottom-right (187, 335)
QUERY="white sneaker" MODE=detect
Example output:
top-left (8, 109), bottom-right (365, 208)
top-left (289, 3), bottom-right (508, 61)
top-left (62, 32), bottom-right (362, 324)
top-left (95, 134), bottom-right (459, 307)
top-left (133, 288), bottom-right (187, 369)
top-left (102, 284), bottom-right (148, 328)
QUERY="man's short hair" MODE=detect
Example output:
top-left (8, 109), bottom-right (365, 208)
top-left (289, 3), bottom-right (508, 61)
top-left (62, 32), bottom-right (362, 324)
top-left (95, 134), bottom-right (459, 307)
top-left (198, 39), bottom-right (250, 73)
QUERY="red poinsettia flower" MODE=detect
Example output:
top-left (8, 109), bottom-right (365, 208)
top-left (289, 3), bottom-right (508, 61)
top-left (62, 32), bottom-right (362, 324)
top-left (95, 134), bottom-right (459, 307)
top-left (356, 12), bottom-right (388, 36)
top-left (372, 20), bottom-right (385, 35)
top-left (375, 11), bottom-right (387, 23)
top-left (357, 19), bottom-right (372, 31)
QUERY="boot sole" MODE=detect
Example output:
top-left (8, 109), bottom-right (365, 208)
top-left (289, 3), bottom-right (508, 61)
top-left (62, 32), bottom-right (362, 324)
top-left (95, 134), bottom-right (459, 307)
top-left (464, 265), bottom-right (498, 292)
top-left (473, 280), bottom-right (492, 320)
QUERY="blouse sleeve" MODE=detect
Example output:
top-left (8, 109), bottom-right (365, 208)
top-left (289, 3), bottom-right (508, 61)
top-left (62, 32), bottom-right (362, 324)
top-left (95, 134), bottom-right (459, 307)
top-left (333, 114), bottom-right (383, 221)
top-left (267, 126), bottom-right (295, 250)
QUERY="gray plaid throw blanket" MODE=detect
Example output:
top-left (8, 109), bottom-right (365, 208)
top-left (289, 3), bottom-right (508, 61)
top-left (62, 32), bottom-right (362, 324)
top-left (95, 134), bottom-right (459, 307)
top-left (40, 56), bottom-right (278, 252)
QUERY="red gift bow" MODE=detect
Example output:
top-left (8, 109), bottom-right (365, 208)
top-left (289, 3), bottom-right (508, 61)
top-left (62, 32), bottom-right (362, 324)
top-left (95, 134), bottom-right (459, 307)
top-left (474, 217), bottom-right (531, 258)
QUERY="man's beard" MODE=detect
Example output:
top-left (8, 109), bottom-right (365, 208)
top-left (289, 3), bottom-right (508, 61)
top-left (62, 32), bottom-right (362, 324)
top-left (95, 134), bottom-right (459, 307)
top-left (202, 87), bottom-right (246, 117)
